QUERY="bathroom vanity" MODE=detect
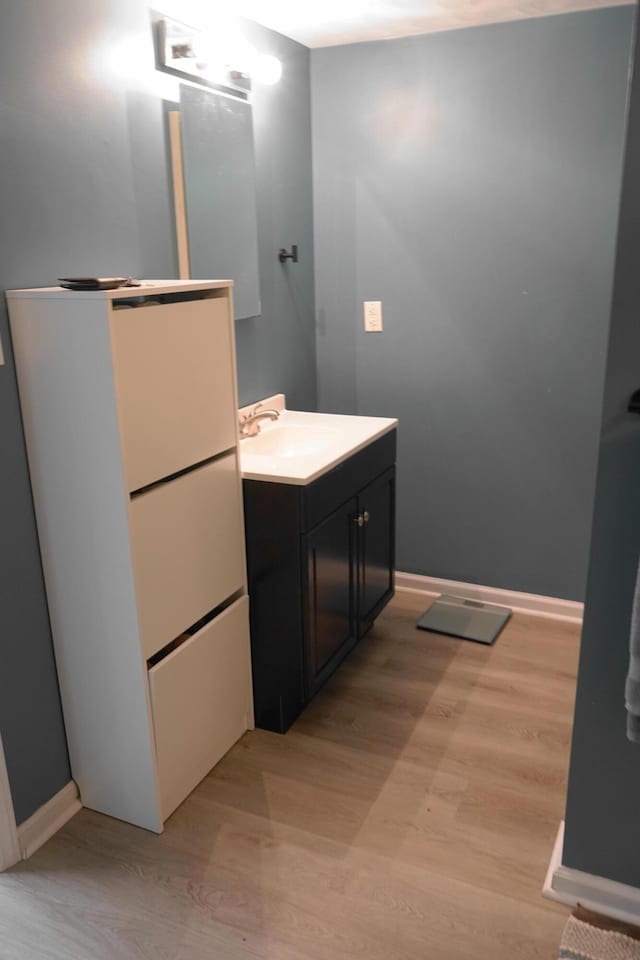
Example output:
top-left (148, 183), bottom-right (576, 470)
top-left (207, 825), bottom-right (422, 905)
top-left (240, 399), bottom-right (397, 733)
top-left (7, 280), bottom-right (253, 832)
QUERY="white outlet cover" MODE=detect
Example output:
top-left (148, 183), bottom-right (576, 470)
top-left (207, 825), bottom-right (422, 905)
top-left (364, 301), bottom-right (383, 332)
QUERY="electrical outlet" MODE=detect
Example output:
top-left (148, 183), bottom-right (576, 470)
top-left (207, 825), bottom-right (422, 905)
top-left (364, 301), bottom-right (383, 332)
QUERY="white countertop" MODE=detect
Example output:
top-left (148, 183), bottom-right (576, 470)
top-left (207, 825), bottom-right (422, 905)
top-left (239, 401), bottom-right (397, 486)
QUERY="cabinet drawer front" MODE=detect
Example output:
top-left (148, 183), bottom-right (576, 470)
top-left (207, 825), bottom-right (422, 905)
top-left (149, 596), bottom-right (251, 822)
top-left (130, 455), bottom-right (245, 660)
top-left (111, 297), bottom-right (237, 491)
top-left (303, 430), bottom-right (396, 532)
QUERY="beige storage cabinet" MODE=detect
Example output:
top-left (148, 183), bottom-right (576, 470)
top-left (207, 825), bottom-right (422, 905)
top-left (8, 280), bottom-right (253, 833)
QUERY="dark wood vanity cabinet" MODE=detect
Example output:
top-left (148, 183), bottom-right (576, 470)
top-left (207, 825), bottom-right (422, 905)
top-left (243, 429), bottom-right (396, 733)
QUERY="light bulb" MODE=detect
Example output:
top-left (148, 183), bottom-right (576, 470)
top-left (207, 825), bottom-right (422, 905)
top-left (254, 53), bottom-right (282, 85)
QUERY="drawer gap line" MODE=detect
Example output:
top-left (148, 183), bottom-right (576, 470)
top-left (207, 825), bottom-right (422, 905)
top-left (130, 449), bottom-right (236, 498)
top-left (111, 290), bottom-right (221, 309)
top-left (146, 589), bottom-right (245, 668)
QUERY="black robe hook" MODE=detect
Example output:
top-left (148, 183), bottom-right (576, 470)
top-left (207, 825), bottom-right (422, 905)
top-left (278, 245), bottom-right (298, 264)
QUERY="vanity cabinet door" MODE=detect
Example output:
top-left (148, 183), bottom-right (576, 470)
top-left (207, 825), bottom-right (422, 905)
top-left (357, 466), bottom-right (395, 635)
top-left (304, 497), bottom-right (358, 697)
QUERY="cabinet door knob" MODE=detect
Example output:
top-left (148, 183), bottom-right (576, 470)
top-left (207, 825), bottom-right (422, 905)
top-left (363, 511), bottom-right (370, 523)
top-left (354, 514), bottom-right (365, 527)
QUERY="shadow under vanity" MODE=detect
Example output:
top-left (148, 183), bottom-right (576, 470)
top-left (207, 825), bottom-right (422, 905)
top-left (240, 401), bottom-right (397, 733)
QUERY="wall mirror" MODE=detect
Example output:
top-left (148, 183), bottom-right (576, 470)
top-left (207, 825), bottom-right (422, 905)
top-left (172, 83), bottom-right (261, 320)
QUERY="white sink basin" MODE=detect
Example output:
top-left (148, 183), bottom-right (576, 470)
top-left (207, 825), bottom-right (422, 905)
top-left (239, 396), bottom-right (397, 486)
top-left (241, 423), bottom-right (339, 458)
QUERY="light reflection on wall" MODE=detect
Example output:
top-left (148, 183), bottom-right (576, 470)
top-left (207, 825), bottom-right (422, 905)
top-left (370, 88), bottom-right (440, 153)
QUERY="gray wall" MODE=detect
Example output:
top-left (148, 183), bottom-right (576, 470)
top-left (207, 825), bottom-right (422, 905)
top-left (563, 12), bottom-right (640, 887)
top-left (238, 18), bottom-right (316, 408)
top-left (311, 8), bottom-right (633, 600)
top-left (0, 1), bottom-right (315, 823)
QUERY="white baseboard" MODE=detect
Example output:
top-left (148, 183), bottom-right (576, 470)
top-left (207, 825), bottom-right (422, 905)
top-left (395, 571), bottom-right (583, 624)
top-left (543, 821), bottom-right (640, 926)
top-left (17, 780), bottom-right (81, 861)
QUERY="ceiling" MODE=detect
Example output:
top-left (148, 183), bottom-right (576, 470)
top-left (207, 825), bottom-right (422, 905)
top-left (228, 0), bottom-right (631, 47)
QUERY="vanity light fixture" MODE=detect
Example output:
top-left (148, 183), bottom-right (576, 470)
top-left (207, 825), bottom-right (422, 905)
top-left (154, 13), bottom-right (282, 98)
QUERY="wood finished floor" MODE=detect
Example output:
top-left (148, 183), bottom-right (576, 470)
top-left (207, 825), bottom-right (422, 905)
top-left (0, 591), bottom-right (579, 959)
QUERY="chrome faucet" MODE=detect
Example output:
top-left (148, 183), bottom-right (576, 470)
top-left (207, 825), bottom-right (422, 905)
top-left (239, 402), bottom-right (280, 438)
